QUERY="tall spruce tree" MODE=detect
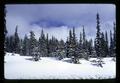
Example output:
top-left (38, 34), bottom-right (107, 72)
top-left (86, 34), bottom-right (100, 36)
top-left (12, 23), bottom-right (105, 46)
top-left (72, 27), bottom-right (77, 57)
top-left (105, 31), bottom-right (109, 57)
top-left (78, 32), bottom-right (83, 58)
top-left (23, 34), bottom-right (29, 56)
top-left (29, 31), bottom-right (37, 56)
top-left (95, 13), bottom-right (102, 58)
top-left (14, 26), bottom-right (20, 54)
top-left (39, 29), bottom-right (47, 57)
top-left (65, 37), bottom-right (69, 57)
top-left (19, 39), bottom-right (23, 55)
top-left (82, 26), bottom-right (89, 60)
top-left (88, 39), bottom-right (93, 56)
top-left (67, 29), bottom-right (73, 58)
top-left (46, 33), bottom-right (50, 57)
top-left (100, 32), bottom-right (106, 57)
top-left (9, 36), bottom-right (14, 52)
top-left (113, 22), bottom-right (116, 56)
top-left (109, 30), bottom-right (114, 57)
top-left (82, 26), bottom-right (86, 49)
top-left (4, 8), bottom-right (8, 53)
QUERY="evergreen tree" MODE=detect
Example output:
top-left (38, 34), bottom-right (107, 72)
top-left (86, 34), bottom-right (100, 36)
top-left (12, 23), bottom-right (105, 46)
top-left (94, 13), bottom-right (103, 67)
top-left (19, 39), bottom-right (23, 55)
top-left (88, 39), bottom-right (93, 56)
top-left (14, 26), bottom-right (20, 54)
top-left (39, 29), bottom-right (47, 57)
top-left (67, 27), bottom-right (79, 63)
top-left (65, 37), bottom-right (69, 58)
top-left (22, 34), bottom-right (29, 56)
top-left (78, 32), bottom-right (83, 58)
top-left (9, 36), bottom-right (14, 52)
top-left (82, 26), bottom-right (86, 47)
top-left (5, 36), bottom-right (9, 52)
top-left (46, 33), bottom-right (50, 57)
top-left (105, 31), bottom-right (109, 57)
top-left (82, 26), bottom-right (89, 60)
top-left (72, 27), bottom-right (77, 57)
top-left (29, 31), bottom-right (37, 56)
top-left (113, 22), bottom-right (116, 56)
top-left (79, 32), bottom-right (82, 50)
top-left (56, 39), bottom-right (65, 60)
top-left (109, 30), bottom-right (114, 57)
top-left (4, 8), bottom-right (8, 53)
top-left (100, 32), bottom-right (106, 57)
top-left (95, 13), bottom-right (102, 58)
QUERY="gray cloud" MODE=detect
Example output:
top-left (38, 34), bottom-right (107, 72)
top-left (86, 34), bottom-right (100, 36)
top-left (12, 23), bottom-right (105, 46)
top-left (5, 4), bottom-right (115, 42)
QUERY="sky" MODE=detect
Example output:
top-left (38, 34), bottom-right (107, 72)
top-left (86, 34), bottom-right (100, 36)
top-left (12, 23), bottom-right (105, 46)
top-left (5, 4), bottom-right (115, 42)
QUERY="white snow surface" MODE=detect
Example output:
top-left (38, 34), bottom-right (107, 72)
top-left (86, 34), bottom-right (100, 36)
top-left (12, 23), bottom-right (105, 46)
top-left (4, 52), bottom-right (116, 79)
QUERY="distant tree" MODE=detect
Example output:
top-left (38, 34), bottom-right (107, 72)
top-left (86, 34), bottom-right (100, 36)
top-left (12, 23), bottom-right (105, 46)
top-left (14, 26), bottom-right (20, 54)
top-left (82, 26), bottom-right (89, 60)
top-left (113, 22), bottom-right (116, 56)
top-left (56, 39), bottom-right (65, 60)
top-left (82, 26), bottom-right (86, 48)
top-left (105, 31), bottom-right (109, 57)
top-left (100, 32), bottom-right (106, 57)
top-left (109, 30), bottom-right (114, 57)
top-left (4, 7), bottom-right (8, 53)
top-left (19, 39), bottom-right (23, 55)
top-left (77, 32), bottom-right (83, 58)
top-left (88, 39), bottom-right (93, 56)
top-left (39, 29), bottom-right (49, 57)
top-left (29, 31), bottom-right (37, 56)
top-left (46, 33), bottom-right (50, 57)
top-left (94, 13), bottom-right (103, 67)
top-left (22, 34), bottom-right (29, 56)
top-left (65, 37), bottom-right (69, 58)
top-left (9, 36), bottom-right (14, 52)
top-left (95, 13), bottom-right (102, 58)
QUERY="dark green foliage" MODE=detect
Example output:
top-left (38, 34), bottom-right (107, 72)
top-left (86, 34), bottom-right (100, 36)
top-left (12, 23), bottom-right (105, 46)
top-left (95, 13), bottom-right (102, 57)
top-left (29, 31), bottom-right (37, 56)
top-left (14, 26), bottom-right (20, 54)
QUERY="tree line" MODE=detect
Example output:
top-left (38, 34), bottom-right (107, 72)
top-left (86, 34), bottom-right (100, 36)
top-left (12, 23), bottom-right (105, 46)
top-left (4, 13), bottom-right (116, 63)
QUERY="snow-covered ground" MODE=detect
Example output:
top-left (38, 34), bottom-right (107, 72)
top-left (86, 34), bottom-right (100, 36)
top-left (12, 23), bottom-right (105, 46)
top-left (4, 52), bottom-right (116, 79)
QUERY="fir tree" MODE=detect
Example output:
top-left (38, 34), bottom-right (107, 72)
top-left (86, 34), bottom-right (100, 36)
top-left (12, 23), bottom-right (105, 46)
top-left (109, 30), bottom-right (114, 57)
top-left (39, 29), bottom-right (47, 57)
top-left (4, 7), bottom-right (8, 53)
top-left (113, 22), bottom-right (116, 56)
top-left (65, 37), bottom-right (69, 58)
top-left (105, 31), bottom-right (109, 57)
top-left (94, 13), bottom-right (103, 67)
top-left (9, 36), bottom-right (14, 52)
top-left (100, 32), bottom-right (106, 57)
top-left (29, 31), bottom-right (37, 56)
top-left (14, 26), bottom-right (20, 54)
top-left (46, 33), bottom-right (50, 57)
top-left (22, 34), bottom-right (29, 56)
top-left (95, 13), bottom-right (101, 58)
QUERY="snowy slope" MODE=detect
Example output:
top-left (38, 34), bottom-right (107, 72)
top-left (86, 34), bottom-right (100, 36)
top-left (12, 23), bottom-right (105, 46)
top-left (4, 52), bottom-right (116, 79)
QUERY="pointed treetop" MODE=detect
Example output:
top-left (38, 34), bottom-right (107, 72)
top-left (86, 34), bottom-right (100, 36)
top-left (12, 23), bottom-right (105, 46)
top-left (15, 25), bottom-right (18, 33)
top-left (96, 12), bottom-right (100, 19)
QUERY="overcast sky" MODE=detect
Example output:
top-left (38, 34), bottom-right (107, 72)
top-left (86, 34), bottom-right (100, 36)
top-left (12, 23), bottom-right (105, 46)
top-left (5, 4), bottom-right (115, 42)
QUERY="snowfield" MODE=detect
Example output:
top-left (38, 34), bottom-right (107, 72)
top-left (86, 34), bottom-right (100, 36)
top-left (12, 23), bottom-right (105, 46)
top-left (4, 53), bottom-right (116, 79)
